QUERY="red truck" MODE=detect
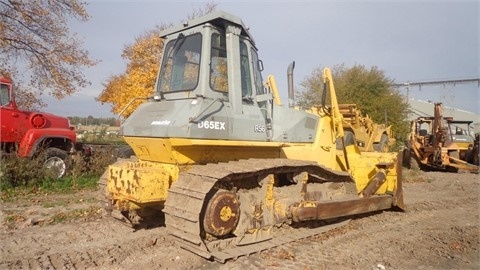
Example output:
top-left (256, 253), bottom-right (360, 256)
top-left (0, 77), bottom-right (85, 178)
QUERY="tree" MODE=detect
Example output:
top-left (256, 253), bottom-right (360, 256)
top-left (0, 0), bottom-right (97, 103)
top-left (13, 83), bottom-right (46, 110)
top-left (97, 29), bottom-right (164, 117)
top-left (97, 3), bottom-right (217, 117)
top-left (297, 64), bottom-right (410, 140)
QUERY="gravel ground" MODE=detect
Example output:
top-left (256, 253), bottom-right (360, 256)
top-left (1, 169), bottom-right (478, 269)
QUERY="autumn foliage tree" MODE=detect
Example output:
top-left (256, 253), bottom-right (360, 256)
top-left (297, 64), bottom-right (410, 140)
top-left (97, 4), bottom-right (216, 117)
top-left (13, 83), bottom-right (47, 110)
top-left (0, 0), bottom-right (96, 109)
top-left (97, 30), bottom-right (164, 117)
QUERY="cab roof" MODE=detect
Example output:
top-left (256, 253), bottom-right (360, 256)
top-left (159, 10), bottom-right (255, 45)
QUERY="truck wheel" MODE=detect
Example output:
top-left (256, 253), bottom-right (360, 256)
top-left (42, 147), bottom-right (69, 179)
top-left (374, 134), bottom-right (389, 152)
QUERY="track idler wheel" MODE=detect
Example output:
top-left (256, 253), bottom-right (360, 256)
top-left (203, 190), bottom-right (240, 237)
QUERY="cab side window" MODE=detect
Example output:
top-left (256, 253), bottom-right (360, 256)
top-left (251, 49), bottom-right (264, 95)
top-left (210, 33), bottom-right (228, 92)
top-left (0, 84), bottom-right (10, 106)
top-left (240, 41), bottom-right (252, 101)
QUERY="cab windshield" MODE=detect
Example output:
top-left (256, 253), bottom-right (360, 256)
top-left (158, 33), bottom-right (202, 93)
top-left (449, 122), bottom-right (474, 143)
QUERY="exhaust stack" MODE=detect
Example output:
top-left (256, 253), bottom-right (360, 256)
top-left (287, 61), bottom-right (295, 108)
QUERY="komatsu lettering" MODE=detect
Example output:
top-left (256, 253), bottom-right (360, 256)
top-left (151, 120), bottom-right (171, 126)
top-left (198, 121), bottom-right (226, 130)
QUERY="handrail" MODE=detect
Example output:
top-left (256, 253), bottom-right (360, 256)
top-left (189, 98), bottom-right (223, 123)
top-left (118, 97), bottom-right (149, 120)
top-left (266, 75), bottom-right (282, 106)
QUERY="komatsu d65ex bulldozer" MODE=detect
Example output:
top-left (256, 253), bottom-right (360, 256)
top-left (101, 11), bottom-right (404, 262)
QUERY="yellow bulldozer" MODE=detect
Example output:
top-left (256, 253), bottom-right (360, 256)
top-left (100, 11), bottom-right (404, 262)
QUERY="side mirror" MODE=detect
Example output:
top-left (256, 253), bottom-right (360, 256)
top-left (257, 60), bottom-right (264, 71)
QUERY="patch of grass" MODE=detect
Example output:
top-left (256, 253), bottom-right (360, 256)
top-left (1, 145), bottom-right (112, 199)
top-left (49, 213), bottom-right (68, 224)
top-left (0, 188), bottom-right (35, 202)
top-left (37, 175), bottom-right (98, 193)
top-left (0, 153), bottom-right (47, 189)
top-left (82, 197), bottom-right (98, 203)
top-left (42, 201), bottom-right (67, 208)
top-left (1, 175), bottom-right (99, 202)
top-left (3, 214), bottom-right (27, 229)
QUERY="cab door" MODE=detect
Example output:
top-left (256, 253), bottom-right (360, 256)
top-left (0, 82), bottom-right (23, 144)
top-left (232, 40), bottom-right (271, 141)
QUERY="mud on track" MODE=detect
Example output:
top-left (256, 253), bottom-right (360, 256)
top-left (1, 170), bottom-right (479, 269)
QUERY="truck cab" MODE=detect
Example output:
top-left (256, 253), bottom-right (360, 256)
top-left (0, 77), bottom-right (78, 178)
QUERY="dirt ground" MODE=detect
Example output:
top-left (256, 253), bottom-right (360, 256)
top-left (1, 169), bottom-right (479, 270)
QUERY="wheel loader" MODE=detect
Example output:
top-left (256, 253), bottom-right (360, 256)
top-left (338, 103), bottom-right (394, 152)
top-left (100, 11), bottom-right (404, 262)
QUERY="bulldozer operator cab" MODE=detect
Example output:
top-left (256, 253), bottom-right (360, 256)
top-left (123, 11), bottom-right (318, 145)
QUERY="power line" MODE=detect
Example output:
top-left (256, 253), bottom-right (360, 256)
top-left (391, 78), bottom-right (480, 102)
top-left (392, 78), bottom-right (480, 88)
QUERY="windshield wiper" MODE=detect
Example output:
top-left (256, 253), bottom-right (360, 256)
top-left (168, 33), bottom-right (185, 59)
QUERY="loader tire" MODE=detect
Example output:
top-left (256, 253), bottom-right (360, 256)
top-left (409, 151), bottom-right (420, 170)
top-left (402, 148), bottom-right (411, 168)
top-left (465, 149), bottom-right (474, 164)
top-left (446, 151), bottom-right (459, 173)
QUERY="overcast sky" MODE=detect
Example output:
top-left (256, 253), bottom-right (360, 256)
top-left (43, 0), bottom-right (479, 117)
